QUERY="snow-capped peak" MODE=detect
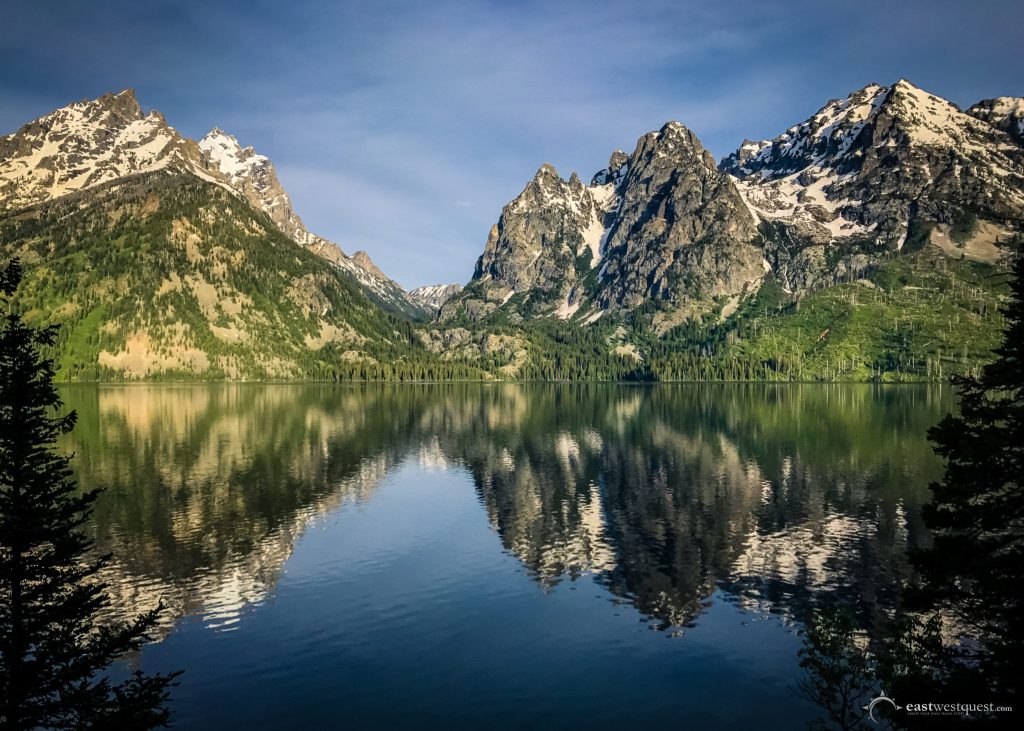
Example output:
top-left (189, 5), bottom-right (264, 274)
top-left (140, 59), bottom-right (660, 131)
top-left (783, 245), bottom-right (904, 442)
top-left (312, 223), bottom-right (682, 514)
top-left (721, 79), bottom-right (1024, 250)
top-left (720, 79), bottom-right (1017, 181)
top-left (719, 81), bottom-right (889, 178)
top-left (199, 128), bottom-right (270, 182)
top-left (968, 96), bottom-right (1024, 144)
top-left (0, 88), bottom-right (225, 211)
top-left (0, 90), bottom-right (426, 319)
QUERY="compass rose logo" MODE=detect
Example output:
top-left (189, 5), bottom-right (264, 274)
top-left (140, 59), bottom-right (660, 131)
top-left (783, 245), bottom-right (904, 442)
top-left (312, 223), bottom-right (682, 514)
top-left (863, 690), bottom-right (902, 723)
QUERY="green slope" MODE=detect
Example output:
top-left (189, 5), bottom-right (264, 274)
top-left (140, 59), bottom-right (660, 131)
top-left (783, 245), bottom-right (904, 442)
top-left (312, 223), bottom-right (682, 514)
top-left (1, 171), bottom-right (1009, 383)
top-left (0, 171), bottom-right (478, 381)
top-left (419, 249), bottom-right (1009, 382)
top-left (705, 252), bottom-right (1005, 382)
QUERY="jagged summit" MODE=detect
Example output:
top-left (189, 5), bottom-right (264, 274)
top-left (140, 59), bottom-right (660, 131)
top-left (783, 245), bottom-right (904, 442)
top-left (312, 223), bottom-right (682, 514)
top-left (534, 162), bottom-right (558, 177)
top-left (464, 155), bottom-right (613, 316)
top-left (721, 79), bottom-right (1022, 179)
top-left (591, 149), bottom-right (629, 186)
top-left (443, 117), bottom-right (762, 326)
top-left (0, 88), bottom-right (214, 211)
top-left (81, 88), bottom-right (144, 118)
top-left (446, 79), bottom-right (1024, 328)
top-left (594, 117), bottom-right (761, 317)
top-left (350, 251), bottom-right (388, 281)
top-left (196, 126), bottom-right (309, 243)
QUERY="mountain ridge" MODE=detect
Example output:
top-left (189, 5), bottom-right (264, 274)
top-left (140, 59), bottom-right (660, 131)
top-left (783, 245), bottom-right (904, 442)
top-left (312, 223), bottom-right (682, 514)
top-left (441, 78), bottom-right (1021, 330)
top-left (0, 89), bottom-right (429, 320)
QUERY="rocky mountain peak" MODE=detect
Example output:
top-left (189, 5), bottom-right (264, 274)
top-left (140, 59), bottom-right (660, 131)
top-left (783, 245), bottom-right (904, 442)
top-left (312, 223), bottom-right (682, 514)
top-left (195, 125), bottom-right (311, 247)
top-left (85, 88), bottom-right (144, 121)
top-left (195, 129), bottom-right (424, 317)
top-left (0, 88), bottom-right (205, 212)
top-left (448, 119), bottom-right (764, 326)
top-left (968, 96), bottom-right (1024, 145)
top-left (632, 120), bottom-right (720, 174)
top-left (594, 121), bottom-right (762, 317)
top-left (350, 251), bottom-right (388, 281)
top-left (443, 157), bottom-right (621, 322)
top-left (535, 162), bottom-right (557, 175)
top-left (875, 78), bottom-right (996, 150)
top-left (591, 149), bottom-right (630, 187)
top-left (408, 283), bottom-right (463, 313)
top-left (199, 128), bottom-right (268, 176)
top-left (721, 79), bottom-right (1024, 292)
top-left (0, 90), bottom-right (429, 321)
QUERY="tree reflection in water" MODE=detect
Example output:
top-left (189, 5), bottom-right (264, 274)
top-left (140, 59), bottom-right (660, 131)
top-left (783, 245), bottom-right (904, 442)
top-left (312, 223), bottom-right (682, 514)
top-left (60, 383), bottom-right (949, 637)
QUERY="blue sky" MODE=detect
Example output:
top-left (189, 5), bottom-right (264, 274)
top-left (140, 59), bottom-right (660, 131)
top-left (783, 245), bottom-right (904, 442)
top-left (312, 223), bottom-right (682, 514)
top-left (2, 0), bottom-right (1022, 289)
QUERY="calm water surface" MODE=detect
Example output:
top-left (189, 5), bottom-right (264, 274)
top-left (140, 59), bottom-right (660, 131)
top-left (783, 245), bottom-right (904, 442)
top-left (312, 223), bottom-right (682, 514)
top-left (59, 384), bottom-right (951, 730)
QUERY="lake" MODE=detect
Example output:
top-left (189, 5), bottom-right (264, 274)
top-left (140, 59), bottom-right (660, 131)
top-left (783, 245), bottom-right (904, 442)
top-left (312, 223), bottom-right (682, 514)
top-left (58, 384), bottom-right (951, 730)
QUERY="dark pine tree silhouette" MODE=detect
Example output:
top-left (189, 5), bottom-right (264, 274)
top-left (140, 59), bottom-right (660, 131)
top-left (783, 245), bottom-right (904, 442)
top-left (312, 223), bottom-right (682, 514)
top-left (0, 259), bottom-right (179, 730)
top-left (917, 252), bottom-right (1024, 706)
top-left (796, 607), bottom-right (876, 731)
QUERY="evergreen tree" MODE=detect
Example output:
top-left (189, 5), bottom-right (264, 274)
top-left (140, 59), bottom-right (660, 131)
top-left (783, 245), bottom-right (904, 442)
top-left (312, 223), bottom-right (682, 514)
top-left (916, 253), bottom-right (1024, 705)
top-left (0, 259), bottom-right (179, 730)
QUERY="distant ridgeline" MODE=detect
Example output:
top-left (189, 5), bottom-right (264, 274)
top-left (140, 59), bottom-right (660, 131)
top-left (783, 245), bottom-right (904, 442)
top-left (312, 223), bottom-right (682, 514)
top-left (1, 83), bottom-right (1021, 381)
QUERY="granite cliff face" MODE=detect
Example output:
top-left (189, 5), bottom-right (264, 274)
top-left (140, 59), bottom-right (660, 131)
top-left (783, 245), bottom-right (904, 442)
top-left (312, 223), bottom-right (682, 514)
top-left (443, 163), bottom-right (615, 322)
top-left (594, 122), bottom-right (764, 323)
top-left (442, 122), bottom-right (765, 327)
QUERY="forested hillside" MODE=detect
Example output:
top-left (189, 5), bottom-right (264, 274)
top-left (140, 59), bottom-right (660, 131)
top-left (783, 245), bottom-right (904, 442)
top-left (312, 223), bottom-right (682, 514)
top-left (0, 172), bottom-right (477, 381)
top-left (421, 249), bottom-right (1009, 382)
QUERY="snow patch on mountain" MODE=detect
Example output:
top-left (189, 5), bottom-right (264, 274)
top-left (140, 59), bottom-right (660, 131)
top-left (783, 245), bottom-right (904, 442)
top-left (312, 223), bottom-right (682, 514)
top-left (408, 283), bottom-right (462, 312)
top-left (199, 128), bottom-right (270, 182)
top-left (554, 296), bottom-right (581, 320)
top-left (969, 96), bottom-right (1024, 145)
top-left (733, 169), bottom-right (877, 239)
top-left (0, 90), bottom-right (217, 210)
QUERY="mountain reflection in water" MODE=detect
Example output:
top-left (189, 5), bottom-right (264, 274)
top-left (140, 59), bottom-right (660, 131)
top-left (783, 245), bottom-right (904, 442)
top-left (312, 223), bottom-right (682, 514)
top-left (60, 383), bottom-right (948, 637)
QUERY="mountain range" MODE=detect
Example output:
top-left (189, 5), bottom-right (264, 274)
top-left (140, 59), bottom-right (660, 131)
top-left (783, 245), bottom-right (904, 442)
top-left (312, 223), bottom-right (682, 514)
top-left (1, 80), bottom-right (1020, 381)
top-left (442, 80), bottom-right (1022, 328)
